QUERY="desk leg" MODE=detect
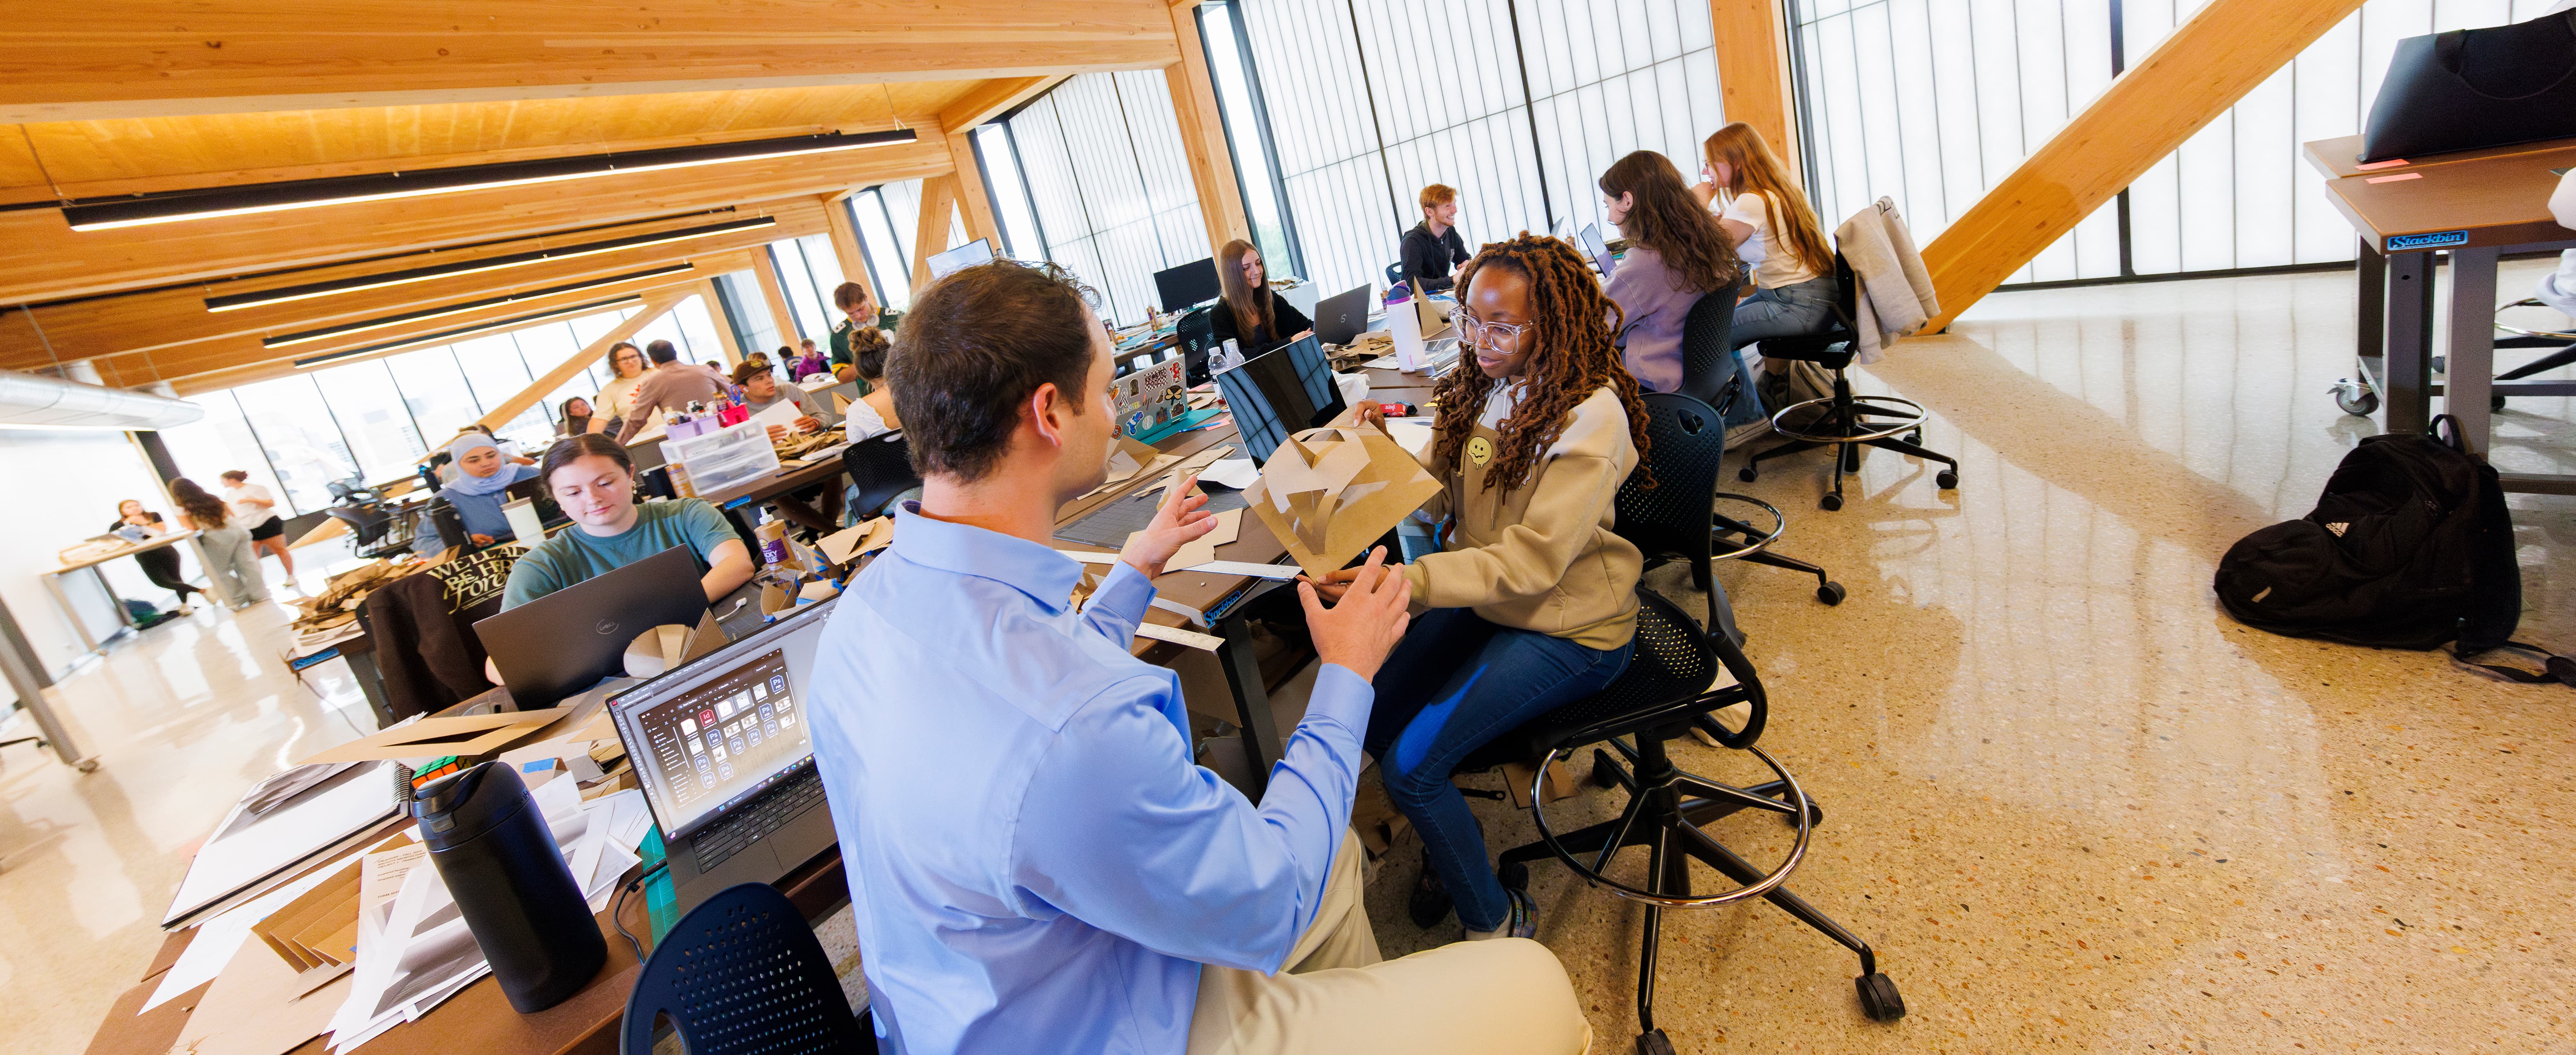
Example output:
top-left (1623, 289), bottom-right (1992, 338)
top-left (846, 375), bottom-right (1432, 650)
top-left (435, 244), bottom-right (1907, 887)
top-left (42, 573), bottom-right (101, 653)
top-left (1215, 609), bottom-right (1281, 800)
top-left (2384, 251), bottom-right (2434, 436)
top-left (2356, 236), bottom-right (2384, 364)
top-left (97, 568), bottom-right (137, 629)
top-left (2443, 247), bottom-right (2499, 459)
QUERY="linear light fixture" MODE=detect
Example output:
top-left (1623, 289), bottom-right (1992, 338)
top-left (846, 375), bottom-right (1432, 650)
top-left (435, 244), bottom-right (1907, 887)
top-left (65, 129), bottom-right (918, 232)
top-left (205, 216), bottom-right (775, 313)
top-left (292, 296), bottom-right (646, 370)
top-left (261, 264), bottom-right (695, 348)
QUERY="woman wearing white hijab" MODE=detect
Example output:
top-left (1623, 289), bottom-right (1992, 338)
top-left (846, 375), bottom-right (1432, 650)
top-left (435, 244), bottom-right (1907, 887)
top-left (432, 433), bottom-right (540, 551)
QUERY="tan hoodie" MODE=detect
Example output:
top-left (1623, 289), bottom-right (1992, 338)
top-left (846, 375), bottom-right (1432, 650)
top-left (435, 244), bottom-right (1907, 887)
top-left (1402, 383), bottom-right (1643, 651)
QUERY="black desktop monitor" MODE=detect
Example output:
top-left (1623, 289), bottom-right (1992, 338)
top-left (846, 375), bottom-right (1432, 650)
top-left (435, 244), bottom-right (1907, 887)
top-left (1214, 334), bottom-right (1345, 466)
top-left (1153, 258), bottom-right (1222, 311)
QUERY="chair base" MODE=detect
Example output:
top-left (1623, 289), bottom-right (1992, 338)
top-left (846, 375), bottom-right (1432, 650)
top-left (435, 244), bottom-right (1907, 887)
top-left (1495, 731), bottom-right (1903, 1047)
top-left (1740, 371), bottom-right (1957, 510)
top-left (1708, 501), bottom-right (1845, 606)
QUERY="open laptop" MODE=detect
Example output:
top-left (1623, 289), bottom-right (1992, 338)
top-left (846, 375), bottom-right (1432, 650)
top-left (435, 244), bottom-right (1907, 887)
top-left (473, 545), bottom-right (708, 709)
top-left (927, 238), bottom-right (994, 279)
top-left (1578, 222), bottom-right (1618, 276)
top-left (1311, 283), bottom-right (1373, 346)
top-left (607, 598), bottom-right (839, 916)
top-left (1213, 334), bottom-right (1345, 466)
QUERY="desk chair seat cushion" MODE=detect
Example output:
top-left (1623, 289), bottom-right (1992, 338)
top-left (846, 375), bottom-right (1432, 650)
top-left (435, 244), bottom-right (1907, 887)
top-left (620, 881), bottom-right (873, 1055)
top-left (1455, 590), bottom-right (1718, 773)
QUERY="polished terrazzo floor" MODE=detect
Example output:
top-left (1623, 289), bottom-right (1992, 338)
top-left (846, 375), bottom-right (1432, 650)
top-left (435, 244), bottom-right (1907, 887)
top-left (13, 264), bottom-right (2574, 1054)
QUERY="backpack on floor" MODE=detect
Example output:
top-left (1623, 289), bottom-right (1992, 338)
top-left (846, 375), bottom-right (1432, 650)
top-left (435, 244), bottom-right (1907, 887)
top-left (2212, 416), bottom-right (2518, 651)
top-left (1756, 357), bottom-right (1836, 435)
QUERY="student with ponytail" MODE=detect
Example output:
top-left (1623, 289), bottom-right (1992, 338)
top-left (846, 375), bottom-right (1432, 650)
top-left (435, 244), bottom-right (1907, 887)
top-left (1314, 233), bottom-right (1651, 941)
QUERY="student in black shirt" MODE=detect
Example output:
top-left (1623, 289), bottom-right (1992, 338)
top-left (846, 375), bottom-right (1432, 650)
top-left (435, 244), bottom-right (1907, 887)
top-left (1210, 238), bottom-right (1313, 358)
top-left (1400, 182), bottom-right (1471, 293)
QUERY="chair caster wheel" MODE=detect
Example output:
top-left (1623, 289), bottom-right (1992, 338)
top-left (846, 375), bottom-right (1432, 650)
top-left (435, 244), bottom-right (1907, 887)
top-left (1738, 465), bottom-right (1758, 482)
top-left (1816, 581), bottom-right (1846, 605)
top-left (2493, 394), bottom-right (2506, 411)
top-left (1935, 469), bottom-right (1958, 489)
top-left (1637, 1028), bottom-right (1676, 1055)
top-left (1906, 430), bottom-right (1922, 444)
top-left (1498, 860), bottom-right (1529, 892)
top-left (1857, 972), bottom-right (1906, 1021)
top-left (2334, 387), bottom-right (2380, 416)
top-left (1590, 747), bottom-right (1621, 788)
top-left (1819, 492), bottom-right (1844, 512)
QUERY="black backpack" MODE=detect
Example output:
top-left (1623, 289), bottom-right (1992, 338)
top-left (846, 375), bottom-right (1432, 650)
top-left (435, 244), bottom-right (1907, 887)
top-left (2213, 417), bottom-right (2518, 651)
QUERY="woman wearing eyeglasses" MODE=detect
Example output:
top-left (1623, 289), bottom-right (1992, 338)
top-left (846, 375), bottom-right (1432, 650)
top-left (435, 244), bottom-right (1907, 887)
top-left (585, 342), bottom-right (650, 436)
top-left (1310, 233), bottom-right (1649, 943)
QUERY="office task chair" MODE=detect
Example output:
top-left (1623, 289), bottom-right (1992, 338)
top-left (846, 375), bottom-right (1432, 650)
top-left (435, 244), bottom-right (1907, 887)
top-left (2372, 298), bottom-right (2568, 415)
top-left (1385, 260), bottom-right (1405, 290)
top-left (1675, 295), bottom-right (1846, 606)
top-left (1175, 305), bottom-right (1218, 384)
top-left (1444, 435), bottom-right (1903, 1054)
top-left (1738, 254), bottom-right (1958, 510)
top-left (840, 432), bottom-right (922, 523)
top-left (621, 882), bottom-right (877, 1055)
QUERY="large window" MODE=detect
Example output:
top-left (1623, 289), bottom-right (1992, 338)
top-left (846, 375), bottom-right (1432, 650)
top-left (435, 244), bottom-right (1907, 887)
top-left (847, 190), bottom-right (916, 309)
top-left (1198, 3), bottom-right (1299, 275)
top-left (230, 375), bottom-right (362, 514)
top-left (1006, 72), bottom-right (1213, 323)
top-left (714, 271), bottom-right (785, 358)
top-left (308, 359), bottom-right (428, 483)
top-left (766, 236), bottom-right (841, 339)
top-left (974, 125), bottom-right (1047, 260)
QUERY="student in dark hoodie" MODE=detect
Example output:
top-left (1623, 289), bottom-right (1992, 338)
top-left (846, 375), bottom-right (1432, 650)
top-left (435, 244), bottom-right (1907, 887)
top-left (1400, 183), bottom-right (1471, 294)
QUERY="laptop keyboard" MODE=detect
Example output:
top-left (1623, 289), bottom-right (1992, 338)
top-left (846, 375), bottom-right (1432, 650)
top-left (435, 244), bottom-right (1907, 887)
top-left (690, 765), bottom-right (827, 873)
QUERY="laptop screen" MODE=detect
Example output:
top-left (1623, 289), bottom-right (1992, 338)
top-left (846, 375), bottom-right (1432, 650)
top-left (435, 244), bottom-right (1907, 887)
top-left (1578, 223), bottom-right (1616, 276)
top-left (612, 603), bottom-right (830, 840)
top-left (1214, 334), bottom-right (1344, 466)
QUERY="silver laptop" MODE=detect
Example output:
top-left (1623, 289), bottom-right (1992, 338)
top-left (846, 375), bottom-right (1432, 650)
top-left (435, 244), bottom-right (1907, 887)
top-left (1578, 222), bottom-right (1618, 276)
top-left (608, 597), bottom-right (840, 916)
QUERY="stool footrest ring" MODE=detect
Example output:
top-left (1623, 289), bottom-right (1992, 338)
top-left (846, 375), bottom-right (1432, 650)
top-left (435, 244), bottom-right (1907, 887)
top-left (1768, 394), bottom-right (1929, 445)
top-left (1529, 741), bottom-right (1812, 909)
top-left (1710, 492), bottom-right (1787, 561)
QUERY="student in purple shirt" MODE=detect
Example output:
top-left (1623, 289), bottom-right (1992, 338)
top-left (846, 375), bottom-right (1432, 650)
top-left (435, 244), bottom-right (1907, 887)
top-left (1599, 150), bottom-right (1764, 435)
top-left (805, 260), bottom-right (1591, 1054)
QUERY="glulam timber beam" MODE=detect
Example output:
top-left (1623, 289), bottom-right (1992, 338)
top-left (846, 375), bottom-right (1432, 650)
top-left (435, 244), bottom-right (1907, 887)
top-left (0, 135), bottom-right (953, 305)
top-left (0, 201), bottom-right (827, 370)
top-left (470, 297), bottom-right (681, 433)
top-left (911, 175), bottom-right (962, 288)
top-left (1710, 0), bottom-right (1802, 180)
top-left (1919, 0), bottom-right (2365, 332)
top-left (1165, 1), bottom-right (1252, 262)
top-left (938, 75), bottom-right (1066, 133)
top-left (946, 135), bottom-right (1003, 249)
top-left (0, 2), bottom-right (1182, 123)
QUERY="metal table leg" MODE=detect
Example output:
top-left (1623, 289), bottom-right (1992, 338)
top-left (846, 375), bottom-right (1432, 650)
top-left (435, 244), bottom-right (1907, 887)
top-left (2384, 251), bottom-right (2435, 436)
top-left (0, 593), bottom-right (93, 770)
top-left (1213, 607), bottom-right (1282, 800)
top-left (2356, 236), bottom-right (2385, 364)
top-left (41, 572), bottom-right (103, 653)
top-left (2443, 247), bottom-right (2500, 458)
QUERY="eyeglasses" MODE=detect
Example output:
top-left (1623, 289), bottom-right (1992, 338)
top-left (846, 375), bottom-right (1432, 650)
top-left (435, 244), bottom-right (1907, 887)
top-left (1458, 314), bottom-right (1531, 348)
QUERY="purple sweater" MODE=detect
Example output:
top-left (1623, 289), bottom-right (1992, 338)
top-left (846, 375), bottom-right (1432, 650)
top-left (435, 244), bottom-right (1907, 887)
top-left (1603, 244), bottom-right (1710, 394)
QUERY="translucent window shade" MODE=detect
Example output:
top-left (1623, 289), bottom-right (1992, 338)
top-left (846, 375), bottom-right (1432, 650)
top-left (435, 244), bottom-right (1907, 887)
top-left (1002, 72), bottom-right (1209, 323)
top-left (383, 346), bottom-right (486, 447)
top-left (307, 358), bottom-right (429, 483)
top-left (673, 295), bottom-right (731, 364)
top-left (793, 235), bottom-right (848, 311)
top-left (975, 125), bottom-right (1045, 259)
top-left (767, 242), bottom-right (832, 339)
top-left (850, 191), bottom-right (914, 308)
top-left (156, 393), bottom-right (293, 514)
top-left (715, 271), bottom-right (786, 357)
top-left (230, 375), bottom-right (361, 516)
top-left (1199, 4), bottom-right (1296, 273)
top-left (506, 322), bottom-right (583, 430)
top-left (878, 180), bottom-right (926, 267)
top-left (632, 306), bottom-right (714, 368)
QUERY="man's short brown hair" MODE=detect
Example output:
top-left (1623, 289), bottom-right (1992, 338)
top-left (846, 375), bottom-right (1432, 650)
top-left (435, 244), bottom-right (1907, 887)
top-left (1420, 183), bottom-right (1457, 210)
top-left (887, 260), bottom-right (1101, 483)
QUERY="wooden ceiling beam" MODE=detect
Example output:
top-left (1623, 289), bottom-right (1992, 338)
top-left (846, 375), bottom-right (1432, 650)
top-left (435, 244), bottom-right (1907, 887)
top-left (938, 75), bottom-right (1069, 133)
top-left (0, 134), bottom-right (954, 305)
top-left (0, 2), bottom-right (1181, 123)
top-left (0, 202), bottom-right (827, 370)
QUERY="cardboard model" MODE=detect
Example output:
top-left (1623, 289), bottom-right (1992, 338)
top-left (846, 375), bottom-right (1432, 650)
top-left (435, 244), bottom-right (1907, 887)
top-left (1243, 420), bottom-right (1443, 579)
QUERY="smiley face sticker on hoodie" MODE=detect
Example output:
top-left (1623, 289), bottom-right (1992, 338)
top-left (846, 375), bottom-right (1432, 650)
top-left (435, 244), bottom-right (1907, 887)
top-left (1467, 435), bottom-right (1494, 466)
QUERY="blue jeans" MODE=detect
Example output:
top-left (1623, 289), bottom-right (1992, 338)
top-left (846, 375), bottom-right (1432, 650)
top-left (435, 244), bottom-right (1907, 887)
top-left (1729, 276), bottom-right (1837, 348)
top-left (1364, 608), bottom-right (1633, 931)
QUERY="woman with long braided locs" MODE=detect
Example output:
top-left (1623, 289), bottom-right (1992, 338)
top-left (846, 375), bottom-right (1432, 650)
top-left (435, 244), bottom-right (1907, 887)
top-left (1426, 232), bottom-right (1656, 494)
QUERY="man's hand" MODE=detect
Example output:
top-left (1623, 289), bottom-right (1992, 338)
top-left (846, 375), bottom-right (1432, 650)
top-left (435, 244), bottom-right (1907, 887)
top-left (1117, 473), bottom-right (1216, 578)
top-left (1297, 547), bottom-right (1411, 682)
top-left (468, 533), bottom-right (496, 546)
top-left (794, 415), bottom-right (821, 433)
top-left (765, 424), bottom-right (790, 444)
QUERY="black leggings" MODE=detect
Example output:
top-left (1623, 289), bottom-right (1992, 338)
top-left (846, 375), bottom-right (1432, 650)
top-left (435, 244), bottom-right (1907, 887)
top-left (135, 549), bottom-right (202, 605)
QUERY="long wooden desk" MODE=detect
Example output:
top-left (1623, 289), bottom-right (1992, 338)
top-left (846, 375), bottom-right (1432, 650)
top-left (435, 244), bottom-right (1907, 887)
top-left (2304, 133), bottom-right (2576, 495)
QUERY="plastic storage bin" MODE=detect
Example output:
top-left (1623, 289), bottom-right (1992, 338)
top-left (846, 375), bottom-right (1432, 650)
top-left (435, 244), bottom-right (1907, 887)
top-left (662, 422), bottom-right (779, 498)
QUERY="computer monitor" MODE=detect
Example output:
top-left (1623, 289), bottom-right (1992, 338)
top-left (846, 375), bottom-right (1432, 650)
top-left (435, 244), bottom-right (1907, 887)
top-left (1578, 223), bottom-right (1617, 276)
top-left (927, 238), bottom-right (995, 280)
top-left (473, 545), bottom-right (709, 709)
top-left (1153, 258), bottom-right (1223, 311)
top-left (608, 599), bottom-right (832, 841)
top-left (1214, 334), bottom-right (1346, 466)
top-left (1312, 283), bottom-right (1373, 346)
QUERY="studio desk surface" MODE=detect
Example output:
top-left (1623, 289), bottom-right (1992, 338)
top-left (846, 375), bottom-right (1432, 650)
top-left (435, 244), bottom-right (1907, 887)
top-left (86, 364), bottom-right (1450, 1055)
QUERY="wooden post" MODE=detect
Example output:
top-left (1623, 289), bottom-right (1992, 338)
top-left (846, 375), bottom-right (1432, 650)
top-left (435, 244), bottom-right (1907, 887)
top-left (1919, 0), bottom-right (2367, 332)
top-left (945, 134), bottom-right (1003, 249)
top-left (1710, 0), bottom-right (1802, 180)
top-left (820, 193), bottom-right (881, 305)
top-left (471, 294), bottom-right (677, 433)
top-left (1165, 0), bottom-right (1253, 262)
top-left (911, 174), bottom-right (961, 288)
top-left (750, 249), bottom-right (803, 344)
top-left (695, 280), bottom-right (747, 366)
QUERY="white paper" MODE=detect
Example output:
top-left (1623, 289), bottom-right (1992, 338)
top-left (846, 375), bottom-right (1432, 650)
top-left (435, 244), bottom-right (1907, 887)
top-left (1382, 418), bottom-right (1435, 459)
top-left (1149, 596), bottom-right (1208, 627)
top-left (748, 398), bottom-right (808, 433)
top-left (1061, 550), bottom-right (1123, 565)
top-left (1179, 560), bottom-right (1304, 580)
top-left (165, 761), bottom-right (401, 928)
top-left (145, 863), bottom-right (349, 1012)
top-left (1201, 458), bottom-right (1261, 489)
top-left (1363, 354), bottom-right (1401, 369)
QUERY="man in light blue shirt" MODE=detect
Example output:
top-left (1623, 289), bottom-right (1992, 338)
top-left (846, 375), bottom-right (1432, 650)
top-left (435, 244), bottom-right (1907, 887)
top-left (806, 261), bottom-right (1589, 1054)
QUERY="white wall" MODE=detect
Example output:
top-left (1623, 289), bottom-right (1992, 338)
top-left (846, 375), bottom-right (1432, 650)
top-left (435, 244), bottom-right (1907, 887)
top-left (0, 431), bottom-right (189, 679)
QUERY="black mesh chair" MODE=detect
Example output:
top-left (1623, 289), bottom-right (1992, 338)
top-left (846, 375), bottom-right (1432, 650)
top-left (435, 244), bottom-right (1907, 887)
top-left (1673, 300), bottom-right (1846, 606)
top-left (1739, 253), bottom-right (1959, 511)
top-left (621, 881), bottom-right (876, 1054)
top-left (839, 432), bottom-right (920, 523)
top-left (1443, 418), bottom-right (1903, 1054)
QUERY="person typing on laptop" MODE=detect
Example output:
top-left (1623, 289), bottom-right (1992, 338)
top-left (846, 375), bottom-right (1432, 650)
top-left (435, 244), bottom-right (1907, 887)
top-left (805, 260), bottom-right (1590, 1055)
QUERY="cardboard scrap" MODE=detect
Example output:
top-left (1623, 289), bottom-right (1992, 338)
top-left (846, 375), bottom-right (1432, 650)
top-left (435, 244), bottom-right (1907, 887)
top-left (295, 708), bottom-right (574, 765)
top-left (818, 516), bottom-right (894, 567)
top-left (1243, 421), bottom-right (1443, 579)
top-left (1078, 434), bottom-right (1179, 500)
top-left (832, 391), bottom-right (854, 415)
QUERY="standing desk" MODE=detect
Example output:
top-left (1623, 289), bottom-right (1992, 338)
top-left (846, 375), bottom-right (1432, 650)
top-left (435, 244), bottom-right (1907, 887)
top-left (44, 530), bottom-right (212, 652)
top-left (2304, 133), bottom-right (2576, 495)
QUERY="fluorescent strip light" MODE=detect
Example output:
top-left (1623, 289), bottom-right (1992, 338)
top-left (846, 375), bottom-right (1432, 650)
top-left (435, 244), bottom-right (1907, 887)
top-left (205, 216), bottom-right (774, 313)
top-left (67, 130), bottom-right (916, 232)
top-left (261, 264), bottom-right (693, 348)
top-left (293, 297), bottom-right (645, 370)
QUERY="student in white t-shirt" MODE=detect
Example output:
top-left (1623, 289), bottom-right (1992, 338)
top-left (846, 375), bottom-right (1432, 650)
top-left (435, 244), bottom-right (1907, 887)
top-left (216, 470), bottom-right (297, 594)
top-left (1690, 122), bottom-right (1839, 349)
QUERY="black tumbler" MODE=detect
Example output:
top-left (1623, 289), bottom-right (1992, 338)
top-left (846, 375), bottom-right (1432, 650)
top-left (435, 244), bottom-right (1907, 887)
top-left (413, 761), bottom-right (606, 1012)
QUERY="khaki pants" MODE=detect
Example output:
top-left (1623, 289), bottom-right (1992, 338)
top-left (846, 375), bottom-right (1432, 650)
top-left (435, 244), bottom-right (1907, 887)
top-left (1188, 833), bottom-right (1592, 1055)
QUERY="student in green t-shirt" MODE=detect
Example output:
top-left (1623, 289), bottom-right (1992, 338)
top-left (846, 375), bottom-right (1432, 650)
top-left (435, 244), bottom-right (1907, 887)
top-left (501, 433), bottom-right (758, 610)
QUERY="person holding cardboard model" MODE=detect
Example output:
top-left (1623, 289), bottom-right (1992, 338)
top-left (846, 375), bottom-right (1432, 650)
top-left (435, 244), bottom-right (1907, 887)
top-left (1318, 232), bottom-right (1651, 942)
top-left (803, 259), bottom-right (1591, 1055)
